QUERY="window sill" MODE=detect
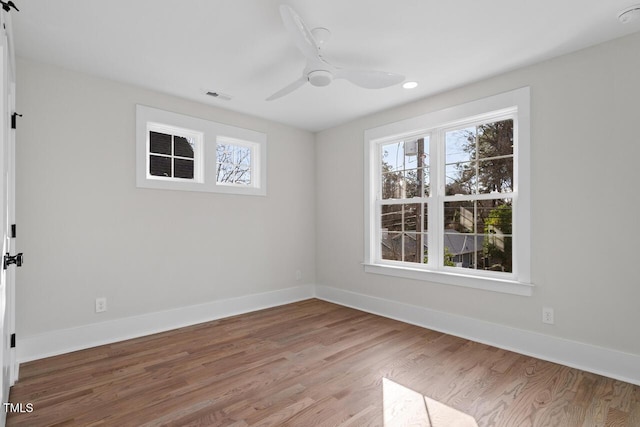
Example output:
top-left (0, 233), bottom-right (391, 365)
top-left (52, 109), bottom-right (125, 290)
top-left (363, 263), bottom-right (533, 296)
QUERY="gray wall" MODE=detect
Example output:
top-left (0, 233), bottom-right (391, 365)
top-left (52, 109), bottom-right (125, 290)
top-left (315, 31), bottom-right (640, 356)
top-left (15, 58), bottom-right (316, 336)
top-left (15, 30), bottom-right (640, 360)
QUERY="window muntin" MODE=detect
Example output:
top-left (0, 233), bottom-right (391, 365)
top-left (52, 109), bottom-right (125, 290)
top-left (365, 87), bottom-right (531, 294)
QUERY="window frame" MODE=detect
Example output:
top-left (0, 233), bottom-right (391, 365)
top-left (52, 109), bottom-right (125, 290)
top-left (364, 87), bottom-right (532, 296)
top-left (136, 105), bottom-right (267, 196)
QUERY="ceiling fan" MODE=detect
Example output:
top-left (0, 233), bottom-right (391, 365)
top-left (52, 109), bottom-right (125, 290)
top-left (266, 4), bottom-right (405, 101)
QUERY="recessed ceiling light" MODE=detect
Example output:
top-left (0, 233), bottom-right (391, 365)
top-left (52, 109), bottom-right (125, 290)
top-left (618, 5), bottom-right (640, 23)
top-left (402, 81), bottom-right (418, 89)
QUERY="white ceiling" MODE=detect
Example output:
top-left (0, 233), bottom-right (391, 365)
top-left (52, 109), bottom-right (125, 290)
top-left (10, 0), bottom-right (640, 132)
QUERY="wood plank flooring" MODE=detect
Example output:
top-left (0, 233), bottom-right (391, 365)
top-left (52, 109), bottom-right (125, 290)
top-left (7, 299), bottom-right (640, 426)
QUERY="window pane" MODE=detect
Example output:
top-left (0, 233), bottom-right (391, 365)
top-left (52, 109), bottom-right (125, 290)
top-left (478, 157), bottom-right (513, 194)
top-left (483, 234), bottom-right (512, 273)
top-left (404, 169), bottom-right (426, 198)
top-left (381, 138), bottom-right (429, 199)
top-left (403, 233), bottom-right (420, 263)
top-left (234, 167), bottom-right (251, 185)
top-left (149, 155), bottom-right (171, 177)
top-left (444, 201), bottom-right (475, 233)
top-left (477, 119), bottom-right (513, 159)
top-left (381, 138), bottom-right (428, 172)
top-left (237, 146), bottom-right (251, 166)
top-left (174, 136), bottom-right (195, 158)
top-left (381, 232), bottom-right (402, 261)
top-left (402, 204), bottom-right (421, 232)
top-left (381, 141), bottom-right (405, 172)
top-left (381, 171), bottom-right (403, 199)
top-left (403, 143), bottom-right (420, 170)
top-left (442, 199), bottom-right (512, 271)
top-left (216, 162), bottom-right (234, 183)
top-left (174, 158), bottom-right (194, 179)
top-left (150, 131), bottom-right (172, 155)
top-left (445, 161), bottom-right (476, 195)
top-left (381, 204), bottom-right (402, 232)
top-left (443, 233), bottom-right (481, 268)
top-left (478, 200), bottom-right (512, 272)
top-left (445, 127), bottom-right (475, 164)
top-left (217, 144), bottom-right (230, 156)
top-left (477, 199), bottom-right (512, 235)
top-left (217, 143), bottom-right (252, 184)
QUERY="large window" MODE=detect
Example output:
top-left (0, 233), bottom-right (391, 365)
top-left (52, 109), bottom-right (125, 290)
top-left (364, 88), bottom-right (531, 295)
top-left (136, 105), bottom-right (267, 196)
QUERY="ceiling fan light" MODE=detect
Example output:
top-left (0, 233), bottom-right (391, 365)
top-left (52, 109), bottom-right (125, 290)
top-left (308, 70), bottom-right (333, 87)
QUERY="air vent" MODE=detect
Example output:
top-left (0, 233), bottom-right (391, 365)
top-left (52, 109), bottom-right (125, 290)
top-left (206, 91), bottom-right (232, 101)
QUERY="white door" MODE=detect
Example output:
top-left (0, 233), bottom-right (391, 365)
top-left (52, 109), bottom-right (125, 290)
top-left (0, 8), bottom-right (17, 423)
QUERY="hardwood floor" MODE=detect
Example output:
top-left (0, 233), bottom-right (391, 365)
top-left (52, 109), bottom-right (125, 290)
top-left (7, 299), bottom-right (640, 426)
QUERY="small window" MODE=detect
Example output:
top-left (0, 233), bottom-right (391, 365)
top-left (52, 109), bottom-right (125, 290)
top-left (136, 105), bottom-right (267, 195)
top-left (146, 124), bottom-right (202, 182)
top-left (216, 138), bottom-right (259, 187)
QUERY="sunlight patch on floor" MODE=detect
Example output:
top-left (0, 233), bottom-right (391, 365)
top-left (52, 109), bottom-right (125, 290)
top-left (382, 377), bottom-right (479, 427)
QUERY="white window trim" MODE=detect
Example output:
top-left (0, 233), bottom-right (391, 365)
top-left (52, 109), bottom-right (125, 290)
top-left (363, 87), bottom-right (532, 296)
top-left (136, 105), bottom-right (267, 196)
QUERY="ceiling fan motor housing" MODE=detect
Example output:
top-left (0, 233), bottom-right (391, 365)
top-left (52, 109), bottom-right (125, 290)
top-left (308, 70), bottom-right (333, 87)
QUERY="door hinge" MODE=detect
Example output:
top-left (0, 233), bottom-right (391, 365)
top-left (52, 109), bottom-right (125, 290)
top-left (3, 252), bottom-right (23, 269)
top-left (11, 224), bottom-right (16, 238)
top-left (10, 333), bottom-right (15, 348)
top-left (11, 112), bottom-right (22, 129)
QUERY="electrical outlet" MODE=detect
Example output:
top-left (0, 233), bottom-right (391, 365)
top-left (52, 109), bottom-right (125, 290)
top-left (95, 297), bottom-right (107, 313)
top-left (542, 307), bottom-right (554, 324)
top-left (295, 270), bottom-right (302, 280)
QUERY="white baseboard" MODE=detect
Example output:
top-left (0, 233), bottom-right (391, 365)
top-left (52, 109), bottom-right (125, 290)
top-left (314, 285), bottom-right (640, 386)
top-left (17, 284), bottom-right (640, 387)
top-left (17, 284), bottom-right (314, 363)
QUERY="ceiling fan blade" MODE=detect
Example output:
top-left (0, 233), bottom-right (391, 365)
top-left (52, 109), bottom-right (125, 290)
top-left (336, 68), bottom-right (405, 89)
top-left (266, 77), bottom-right (307, 101)
top-left (279, 5), bottom-right (321, 62)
